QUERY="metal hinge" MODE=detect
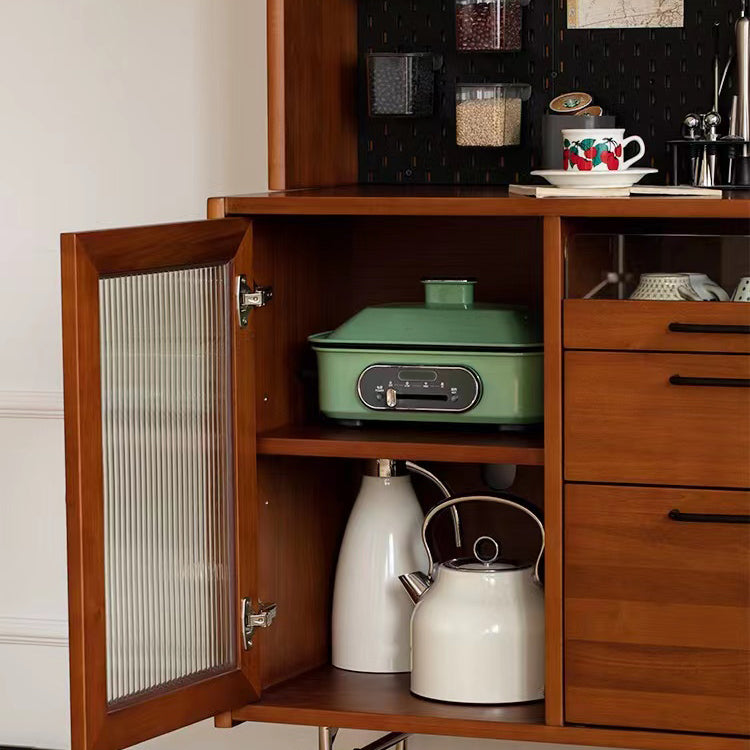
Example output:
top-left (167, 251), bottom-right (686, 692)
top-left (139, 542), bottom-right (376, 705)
top-left (242, 598), bottom-right (277, 650)
top-left (236, 275), bottom-right (273, 328)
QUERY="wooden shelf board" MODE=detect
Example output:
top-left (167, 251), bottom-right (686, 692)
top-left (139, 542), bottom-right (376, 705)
top-left (230, 667), bottom-right (746, 750)
top-left (256, 424), bottom-right (544, 465)
top-left (222, 186), bottom-right (750, 219)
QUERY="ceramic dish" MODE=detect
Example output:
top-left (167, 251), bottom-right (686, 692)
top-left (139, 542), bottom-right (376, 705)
top-left (530, 167), bottom-right (657, 189)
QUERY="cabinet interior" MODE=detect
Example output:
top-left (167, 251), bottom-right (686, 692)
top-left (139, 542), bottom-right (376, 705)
top-left (564, 218), bottom-right (750, 301)
top-left (255, 455), bottom-right (546, 703)
top-left (246, 213), bottom-right (548, 713)
top-left (250, 215), bottom-right (543, 453)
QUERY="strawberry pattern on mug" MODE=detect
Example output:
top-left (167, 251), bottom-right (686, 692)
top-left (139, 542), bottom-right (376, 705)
top-left (561, 128), bottom-right (645, 173)
top-left (564, 137), bottom-right (622, 171)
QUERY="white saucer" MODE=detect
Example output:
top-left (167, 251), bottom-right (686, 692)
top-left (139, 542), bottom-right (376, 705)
top-left (530, 168), bottom-right (657, 189)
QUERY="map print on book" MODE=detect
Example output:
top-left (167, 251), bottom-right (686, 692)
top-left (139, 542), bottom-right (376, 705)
top-left (567, 0), bottom-right (683, 28)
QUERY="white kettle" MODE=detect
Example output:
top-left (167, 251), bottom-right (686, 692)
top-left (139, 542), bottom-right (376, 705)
top-left (399, 493), bottom-right (545, 704)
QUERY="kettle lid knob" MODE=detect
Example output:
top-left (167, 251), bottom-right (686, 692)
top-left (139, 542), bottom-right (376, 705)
top-left (473, 536), bottom-right (500, 565)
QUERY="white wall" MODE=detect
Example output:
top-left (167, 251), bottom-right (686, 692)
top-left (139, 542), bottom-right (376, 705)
top-left (0, 3), bottom-right (614, 750)
top-left (0, 1), bottom-right (265, 746)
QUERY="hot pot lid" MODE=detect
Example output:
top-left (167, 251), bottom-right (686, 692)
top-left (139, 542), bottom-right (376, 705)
top-left (309, 279), bottom-right (542, 351)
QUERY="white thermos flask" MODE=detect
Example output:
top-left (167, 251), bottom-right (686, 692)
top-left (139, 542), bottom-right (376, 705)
top-left (332, 459), bottom-right (428, 673)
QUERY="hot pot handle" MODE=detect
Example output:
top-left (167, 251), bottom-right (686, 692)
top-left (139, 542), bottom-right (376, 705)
top-left (421, 494), bottom-right (545, 587)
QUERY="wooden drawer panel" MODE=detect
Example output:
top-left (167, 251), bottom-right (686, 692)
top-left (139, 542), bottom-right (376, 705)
top-left (564, 300), bottom-right (750, 353)
top-left (565, 484), bottom-right (750, 736)
top-left (565, 351), bottom-right (750, 488)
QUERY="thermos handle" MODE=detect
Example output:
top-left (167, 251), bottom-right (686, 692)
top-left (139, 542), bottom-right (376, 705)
top-left (421, 493), bottom-right (545, 586)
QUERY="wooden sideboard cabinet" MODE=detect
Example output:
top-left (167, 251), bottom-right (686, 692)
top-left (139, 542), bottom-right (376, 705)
top-left (61, 194), bottom-right (750, 750)
top-left (59, 3), bottom-right (749, 750)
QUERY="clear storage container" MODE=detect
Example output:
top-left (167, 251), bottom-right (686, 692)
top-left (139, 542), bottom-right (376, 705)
top-left (455, 0), bottom-right (530, 52)
top-left (455, 84), bottom-right (531, 147)
top-left (367, 53), bottom-right (436, 117)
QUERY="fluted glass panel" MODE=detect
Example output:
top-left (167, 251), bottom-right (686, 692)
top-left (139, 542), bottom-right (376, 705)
top-left (99, 265), bottom-right (234, 705)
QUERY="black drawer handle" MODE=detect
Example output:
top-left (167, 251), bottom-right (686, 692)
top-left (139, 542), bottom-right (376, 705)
top-left (669, 375), bottom-right (750, 388)
top-left (669, 509), bottom-right (750, 524)
top-left (668, 322), bottom-right (750, 335)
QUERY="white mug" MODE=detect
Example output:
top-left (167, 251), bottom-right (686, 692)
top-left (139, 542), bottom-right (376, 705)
top-left (732, 277), bottom-right (750, 302)
top-left (630, 273), bottom-right (729, 302)
top-left (562, 128), bottom-right (646, 172)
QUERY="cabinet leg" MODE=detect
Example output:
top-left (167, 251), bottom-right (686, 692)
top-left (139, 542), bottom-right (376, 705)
top-left (319, 727), bottom-right (339, 750)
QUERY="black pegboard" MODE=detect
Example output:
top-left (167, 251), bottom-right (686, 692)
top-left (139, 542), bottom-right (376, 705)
top-left (359, 0), bottom-right (741, 184)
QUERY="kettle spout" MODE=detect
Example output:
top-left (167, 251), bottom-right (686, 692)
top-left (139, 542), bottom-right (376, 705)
top-left (399, 571), bottom-right (432, 604)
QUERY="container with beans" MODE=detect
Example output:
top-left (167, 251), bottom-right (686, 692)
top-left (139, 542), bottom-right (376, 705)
top-left (367, 53), bottom-right (437, 117)
top-left (455, 0), bottom-right (529, 52)
top-left (456, 84), bottom-right (531, 147)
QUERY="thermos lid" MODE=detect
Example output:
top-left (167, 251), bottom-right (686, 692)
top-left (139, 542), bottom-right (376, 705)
top-left (363, 459), bottom-right (408, 477)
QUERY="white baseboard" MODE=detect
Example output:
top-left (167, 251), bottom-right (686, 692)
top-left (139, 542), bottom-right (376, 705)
top-left (0, 616), bottom-right (68, 647)
top-left (0, 390), bottom-right (64, 419)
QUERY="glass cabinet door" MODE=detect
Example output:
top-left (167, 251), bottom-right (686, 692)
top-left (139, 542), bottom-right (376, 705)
top-left (61, 219), bottom-right (260, 750)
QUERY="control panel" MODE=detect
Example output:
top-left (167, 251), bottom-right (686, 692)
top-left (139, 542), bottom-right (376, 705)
top-left (357, 365), bottom-right (481, 413)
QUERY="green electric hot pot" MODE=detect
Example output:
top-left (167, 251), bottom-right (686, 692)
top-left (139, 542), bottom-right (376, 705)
top-left (308, 279), bottom-right (543, 426)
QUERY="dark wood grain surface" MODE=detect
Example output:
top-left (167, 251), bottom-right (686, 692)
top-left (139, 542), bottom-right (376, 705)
top-left (565, 300), bottom-right (750, 354)
top-left (258, 457), bottom-right (356, 690)
top-left (542, 216), bottom-right (565, 726)
top-left (222, 186), bottom-right (750, 219)
top-left (267, 0), bottom-right (358, 189)
top-left (232, 665), bottom-right (748, 749)
top-left (257, 424), bottom-right (544, 465)
top-left (564, 351), bottom-right (750, 488)
top-left (565, 484), bottom-right (750, 735)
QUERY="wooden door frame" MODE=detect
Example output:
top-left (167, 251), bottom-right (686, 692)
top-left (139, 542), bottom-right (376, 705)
top-left (61, 219), bottom-right (260, 750)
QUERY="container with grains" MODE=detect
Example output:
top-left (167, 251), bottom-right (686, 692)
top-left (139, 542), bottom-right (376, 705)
top-left (455, 84), bottom-right (531, 147)
top-left (455, 0), bottom-right (529, 52)
top-left (367, 53), bottom-right (436, 117)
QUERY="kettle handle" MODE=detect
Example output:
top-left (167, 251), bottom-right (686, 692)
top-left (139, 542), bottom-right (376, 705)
top-left (422, 493), bottom-right (545, 586)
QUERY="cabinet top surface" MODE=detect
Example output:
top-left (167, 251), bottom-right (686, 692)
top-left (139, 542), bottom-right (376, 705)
top-left (222, 186), bottom-right (750, 219)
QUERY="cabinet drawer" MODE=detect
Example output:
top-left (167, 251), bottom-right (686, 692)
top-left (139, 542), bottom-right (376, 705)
top-left (564, 300), bottom-right (750, 353)
top-left (565, 483), bottom-right (750, 736)
top-left (565, 351), bottom-right (750, 488)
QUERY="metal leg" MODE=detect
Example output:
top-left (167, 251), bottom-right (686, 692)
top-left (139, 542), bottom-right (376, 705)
top-left (354, 732), bottom-right (410, 750)
top-left (319, 727), bottom-right (339, 750)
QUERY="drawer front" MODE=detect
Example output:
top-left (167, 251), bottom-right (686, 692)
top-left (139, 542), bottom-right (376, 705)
top-left (564, 300), bottom-right (750, 353)
top-left (565, 483), bottom-right (750, 735)
top-left (565, 351), bottom-right (750, 488)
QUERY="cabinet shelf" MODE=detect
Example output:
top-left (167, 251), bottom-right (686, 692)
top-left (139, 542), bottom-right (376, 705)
top-left (256, 424), bottom-right (544, 465)
top-left (232, 666), bottom-right (546, 739)
top-left (231, 667), bottom-right (746, 749)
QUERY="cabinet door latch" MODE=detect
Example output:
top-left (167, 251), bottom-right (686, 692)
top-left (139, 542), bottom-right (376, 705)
top-left (242, 598), bottom-right (277, 650)
top-left (236, 275), bottom-right (273, 328)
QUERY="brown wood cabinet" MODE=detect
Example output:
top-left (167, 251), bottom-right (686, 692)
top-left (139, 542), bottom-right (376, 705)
top-left (60, 199), bottom-right (750, 750)
top-left (59, 3), bottom-right (750, 750)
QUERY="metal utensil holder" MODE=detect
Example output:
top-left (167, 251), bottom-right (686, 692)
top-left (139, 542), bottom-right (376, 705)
top-left (667, 139), bottom-right (750, 188)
